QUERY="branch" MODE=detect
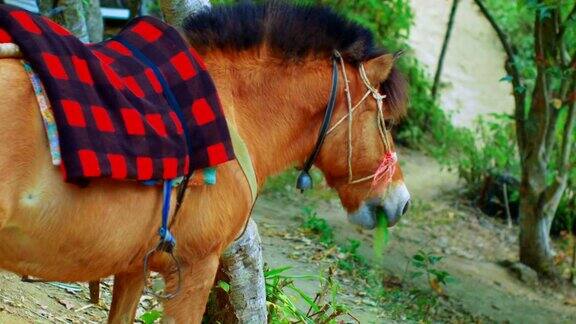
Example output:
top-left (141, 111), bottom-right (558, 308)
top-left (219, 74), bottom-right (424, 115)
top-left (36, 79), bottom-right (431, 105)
top-left (473, 0), bottom-right (527, 150)
top-left (559, 89), bottom-right (576, 180)
top-left (546, 75), bottom-right (576, 202)
top-left (432, 0), bottom-right (460, 99)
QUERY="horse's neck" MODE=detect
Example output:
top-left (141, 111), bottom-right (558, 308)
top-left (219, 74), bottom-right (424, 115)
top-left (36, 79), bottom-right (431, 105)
top-left (205, 53), bottom-right (329, 185)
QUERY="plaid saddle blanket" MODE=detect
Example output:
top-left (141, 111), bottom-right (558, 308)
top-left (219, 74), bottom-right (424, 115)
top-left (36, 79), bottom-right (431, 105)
top-left (0, 5), bottom-right (234, 183)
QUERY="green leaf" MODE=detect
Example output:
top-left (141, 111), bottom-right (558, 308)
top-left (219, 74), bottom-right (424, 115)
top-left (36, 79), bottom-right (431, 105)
top-left (217, 280), bottom-right (230, 293)
top-left (288, 285), bottom-right (320, 313)
top-left (265, 266), bottom-right (292, 279)
top-left (139, 310), bottom-right (163, 324)
top-left (499, 75), bottom-right (513, 82)
top-left (412, 254), bottom-right (425, 262)
top-left (410, 271), bottom-right (424, 279)
top-left (427, 255), bottom-right (442, 265)
top-left (514, 85), bottom-right (526, 94)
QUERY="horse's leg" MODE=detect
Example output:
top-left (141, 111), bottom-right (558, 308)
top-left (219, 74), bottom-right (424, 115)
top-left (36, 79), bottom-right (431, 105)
top-left (162, 253), bottom-right (220, 323)
top-left (108, 272), bottom-right (145, 324)
top-left (89, 280), bottom-right (100, 304)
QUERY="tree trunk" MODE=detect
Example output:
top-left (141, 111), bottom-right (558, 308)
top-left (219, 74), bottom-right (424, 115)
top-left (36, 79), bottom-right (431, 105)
top-left (220, 219), bottom-right (268, 323)
top-left (519, 198), bottom-right (555, 275)
top-left (37, 0), bottom-right (103, 43)
top-left (159, 0), bottom-right (211, 27)
top-left (431, 0), bottom-right (460, 99)
top-left (517, 5), bottom-right (561, 278)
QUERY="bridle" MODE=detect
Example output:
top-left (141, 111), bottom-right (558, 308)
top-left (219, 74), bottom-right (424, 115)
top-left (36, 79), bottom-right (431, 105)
top-left (296, 51), bottom-right (396, 191)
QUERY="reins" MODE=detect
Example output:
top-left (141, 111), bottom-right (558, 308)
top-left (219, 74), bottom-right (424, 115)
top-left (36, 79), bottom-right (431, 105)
top-left (297, 51), bottom-right (396, 191)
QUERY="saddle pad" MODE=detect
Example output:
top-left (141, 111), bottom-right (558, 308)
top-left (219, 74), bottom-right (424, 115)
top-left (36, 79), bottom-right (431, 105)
top-left (0, 4), bottom-right (234, 182)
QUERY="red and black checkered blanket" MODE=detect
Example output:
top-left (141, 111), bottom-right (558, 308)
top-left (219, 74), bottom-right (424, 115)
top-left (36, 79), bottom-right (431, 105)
top-left (0, 4), bottom-right (234, 182)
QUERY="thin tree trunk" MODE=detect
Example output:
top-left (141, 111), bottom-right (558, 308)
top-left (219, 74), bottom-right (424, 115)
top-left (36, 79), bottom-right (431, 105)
top-left (37, 0), bottom-right (103, 43)
top-left (125, 0), bottom-right (141, 18)
top-left (159, 0), bottom-right (210, 27)
top-left (83, 0), bottom-right (103, 42)
top-left (431, 0), bottom-right (460, 99)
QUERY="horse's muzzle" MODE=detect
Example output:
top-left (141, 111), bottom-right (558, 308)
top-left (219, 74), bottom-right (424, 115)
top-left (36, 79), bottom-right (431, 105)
top-left (348, 182), bottom-right (411, 229)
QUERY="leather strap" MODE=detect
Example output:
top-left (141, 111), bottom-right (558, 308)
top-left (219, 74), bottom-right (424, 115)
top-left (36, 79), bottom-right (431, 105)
top-left (296, 53), bottom-right (340, 191)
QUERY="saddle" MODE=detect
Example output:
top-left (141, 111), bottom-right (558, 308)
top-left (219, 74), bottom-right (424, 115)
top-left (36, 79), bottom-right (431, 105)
top-left (0, 4), bottom-right (235, 183)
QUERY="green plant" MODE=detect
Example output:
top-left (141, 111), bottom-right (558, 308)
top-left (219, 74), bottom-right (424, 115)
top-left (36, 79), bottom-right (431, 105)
top-left (264, 266), bottom-right (357, 323)
top-left (456, 114), bottom-right (520, 191)
top-left (379, 287), bottom-right (440, 322)
top-left (299, 206), bottom-right (335, 246)
top-left (336, 239), bottom-right (369, 277)
top-left (409, 250), bottom-right (454, 295)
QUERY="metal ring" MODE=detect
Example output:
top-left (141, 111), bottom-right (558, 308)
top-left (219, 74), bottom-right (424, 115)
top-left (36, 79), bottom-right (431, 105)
top-left (142, 243), bottom-right (183, 300)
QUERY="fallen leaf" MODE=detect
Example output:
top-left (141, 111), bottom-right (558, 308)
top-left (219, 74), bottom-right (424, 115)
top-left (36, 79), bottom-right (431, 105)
top-left (429, 277), bottom-right (444, 295)
top-left (552, 98), bottom-right (563, 109)
top-left (565, 298), bottom-right (576, 306)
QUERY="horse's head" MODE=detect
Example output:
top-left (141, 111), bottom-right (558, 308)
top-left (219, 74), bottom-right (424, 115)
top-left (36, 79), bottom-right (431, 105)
top-left (184, 2), bottom-right (410, 229)
top-left (315, 53), bottom-right (410, 229)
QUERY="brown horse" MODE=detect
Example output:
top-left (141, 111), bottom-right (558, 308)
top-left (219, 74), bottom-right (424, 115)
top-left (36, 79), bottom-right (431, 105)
top-left (0, 2), bottom-right (409, 323)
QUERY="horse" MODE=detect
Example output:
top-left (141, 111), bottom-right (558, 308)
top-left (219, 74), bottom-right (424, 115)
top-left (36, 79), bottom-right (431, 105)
top-left (0, 2), bottom-right (410, 322)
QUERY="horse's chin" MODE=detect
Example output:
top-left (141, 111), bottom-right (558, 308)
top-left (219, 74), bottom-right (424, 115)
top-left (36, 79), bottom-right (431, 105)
top-left (347, 205), bottom-right (378, 230)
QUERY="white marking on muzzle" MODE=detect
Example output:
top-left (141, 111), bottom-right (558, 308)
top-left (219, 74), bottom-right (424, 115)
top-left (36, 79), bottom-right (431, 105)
top-left (348, 182), bottom-right (410, 230)
top-left (381, 183), bottom-right (410, 226)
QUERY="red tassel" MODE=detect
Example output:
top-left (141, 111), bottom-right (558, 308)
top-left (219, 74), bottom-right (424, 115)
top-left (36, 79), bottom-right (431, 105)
top-left (372, 151), bottom-right (397, 188)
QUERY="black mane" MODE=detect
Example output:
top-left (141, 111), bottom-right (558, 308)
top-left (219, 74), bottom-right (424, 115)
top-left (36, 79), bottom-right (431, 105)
top-left (183, 1), bottom-right (407, 118)
top-left (183, 1), bottom-right (385, 64)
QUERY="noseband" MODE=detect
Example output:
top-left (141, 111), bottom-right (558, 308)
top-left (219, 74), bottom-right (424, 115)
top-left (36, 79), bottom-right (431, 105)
top-left (296, 51), bottom-right (396, 192)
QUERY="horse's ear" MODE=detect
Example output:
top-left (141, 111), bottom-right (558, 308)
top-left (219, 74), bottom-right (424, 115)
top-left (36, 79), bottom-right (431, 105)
top-left (363, 54), bottom-right (394, 85)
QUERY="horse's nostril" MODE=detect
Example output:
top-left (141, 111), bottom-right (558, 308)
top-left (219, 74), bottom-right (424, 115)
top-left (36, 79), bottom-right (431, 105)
top-left (402, 200), bottom-right (411, 215)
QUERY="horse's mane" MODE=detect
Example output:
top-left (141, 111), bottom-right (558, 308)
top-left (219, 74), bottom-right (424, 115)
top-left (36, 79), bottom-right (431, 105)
top-left (183, 1), bottom-right (407, 118)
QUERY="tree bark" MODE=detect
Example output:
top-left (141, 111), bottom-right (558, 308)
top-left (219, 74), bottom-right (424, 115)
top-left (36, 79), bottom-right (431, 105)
top-left (220, 219), bottom-right (268, 323)
top-left (83, 0), bottom-right (103, 42)
top-left (159, 0), bottom-right (211, 27)
top-left (431, 0), bottom-right (460, 99)
top-left (37, 0), bottom-right (103, 43)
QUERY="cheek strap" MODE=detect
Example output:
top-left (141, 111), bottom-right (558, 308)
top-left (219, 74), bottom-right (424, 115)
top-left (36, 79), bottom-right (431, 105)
top-left (296, 53), bottom-right (340, 192)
